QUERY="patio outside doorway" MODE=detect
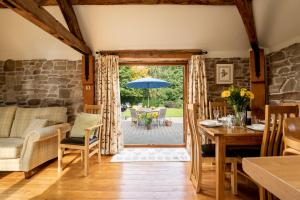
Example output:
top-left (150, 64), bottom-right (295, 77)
top-left (119, 64), bottom-right (186, 147)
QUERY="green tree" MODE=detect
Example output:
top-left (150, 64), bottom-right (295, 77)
top-left (119, 65), bottom-right (184, 108)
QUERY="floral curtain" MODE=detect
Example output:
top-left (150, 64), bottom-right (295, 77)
top-left (188, 55), bottom-right (208, 120)
top-left (96, 55), bottom-right (123, 155)
top-left (186, 55), bottom-right (208, 151)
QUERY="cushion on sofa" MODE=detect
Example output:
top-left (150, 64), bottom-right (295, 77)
top-left (70, 112), bottom-right (100, 137)
top-left (0, 138), bottom-right (24, 159)
top-left (22, 119), bottom-right (48, 139)
top-left (10, 107), bottom-right (67, 138)
top-left (0, 106), bottom-right (17, 138)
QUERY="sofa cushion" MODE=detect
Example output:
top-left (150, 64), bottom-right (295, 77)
top-left (0, 106), bottom-right (17, 138)
top-left (70, 112), bottom-right (100, 137)
top-left (10, 107), bottom-right (67, 138)
top-left (22, 119), bottom-right (48, 139)
top-left (0, 138), bottom-right (24, 159)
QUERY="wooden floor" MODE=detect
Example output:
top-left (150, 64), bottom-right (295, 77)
top-left (0, 153), bottom-right (259, 200)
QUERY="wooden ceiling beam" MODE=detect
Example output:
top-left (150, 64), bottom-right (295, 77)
top-left (1, 0), bottom-right (92, 55)
top-left (234, 0), bottom-right (261, 77)
top-left (97, 49), bottom-right (207, 59)
top-left (57, 0), bottom-right (84, 42)
top-left (0, 0), bottom-right (234, 7)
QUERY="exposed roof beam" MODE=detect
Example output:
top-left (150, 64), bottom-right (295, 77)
top-left (234, 0), bottom-right (257, 46)
top-left (57, 0), bottom-right (84, 42)
top-left (234, 0), bottom-right (261, 77)
top-left (97, 49), bottom-right (207, 59)
top-left (1, 0), bottom-right (92, 55)
top-left (0, 0), bottom-right (234, 7)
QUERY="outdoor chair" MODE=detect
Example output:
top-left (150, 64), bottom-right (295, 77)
top-left (129, 108), bottom-right (140, 126)
top-left (57, 104), bottom-right (103, 176)
top-left (158, 108), bottom-right (167, 126)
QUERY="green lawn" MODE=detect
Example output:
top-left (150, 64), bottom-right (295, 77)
top-left (122, 108), bottom-right (183, 118)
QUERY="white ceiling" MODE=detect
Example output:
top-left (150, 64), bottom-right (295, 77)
top-left (0, 0), bottom-right (299, 60)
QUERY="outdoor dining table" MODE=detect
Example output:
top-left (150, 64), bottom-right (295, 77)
top-left (197, 121), bottom-right (264, 200)
top-left (136, 108), bottom-right (159, 114)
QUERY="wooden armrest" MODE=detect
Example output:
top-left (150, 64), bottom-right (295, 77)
top-left (85, 124), bottom-right (102, 132)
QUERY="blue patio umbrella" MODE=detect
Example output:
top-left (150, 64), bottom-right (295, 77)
top-left (126, 77), bottom-right (171, 107)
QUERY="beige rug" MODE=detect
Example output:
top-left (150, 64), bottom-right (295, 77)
top-left (111, 148), bottom-right (190, 162)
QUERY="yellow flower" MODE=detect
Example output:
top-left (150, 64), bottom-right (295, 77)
top-left (240, 88), bottom-right (247, 97)
top-left (152, 112), bottom-right (158, 118)
top-left (221, 90), bottom-right (231, 98)
top-left (246, 91), bottom-right (254, 99)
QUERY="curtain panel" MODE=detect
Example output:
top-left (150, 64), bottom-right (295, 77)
top-left (187, 55), bottom-right (208, 151)
top-left (188, 55), bottom-right (208, 120)
top-left (96, 55), bottom-right (123, 155)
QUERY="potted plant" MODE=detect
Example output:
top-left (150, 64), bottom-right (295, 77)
top-left (139, 112), bottom-right (159, 130)
top-left (221, 86), bottom-right (254, 126)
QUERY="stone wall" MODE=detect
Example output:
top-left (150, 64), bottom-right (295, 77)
top-left (205, 58), bottom-right (250, 102)
top-left (0, 59), bottom-right (83, 122)
top-left (267, 43), bottom-right (300, 104)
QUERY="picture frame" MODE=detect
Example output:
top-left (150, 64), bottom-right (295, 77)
top-left (216, 64), bottom-right (234, 84)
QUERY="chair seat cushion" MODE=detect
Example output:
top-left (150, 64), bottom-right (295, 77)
top-left (0, 138), bottom-right (24, 159)
top-left (202, 144), bottom-right (261, 158)
top-left (61, 136), bottom-right (98, 146)
top-left (230, 145), bottom-right (261, 157)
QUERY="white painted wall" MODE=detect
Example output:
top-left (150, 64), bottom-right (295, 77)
top-left (0, 0), bottom-right (299, 60)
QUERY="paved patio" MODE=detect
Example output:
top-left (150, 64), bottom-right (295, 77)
top-left (122, 117), bottom-right (184, 145)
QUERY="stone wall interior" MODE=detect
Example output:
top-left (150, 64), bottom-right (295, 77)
top-left (205, 58), bottom-right (250, 102)
top-left (0, 59), bottom-right (83, 122)
top-left (267, 43), bottom-right (300, 104)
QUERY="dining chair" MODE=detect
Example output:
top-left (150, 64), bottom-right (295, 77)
top-left (187, 104), bottom-right (238, 194)
top-left (252, 105), bottom-right (299, 200)
top-left (57, 104), bottom-right (103, 176)
top-left (281, 102), bottom-right (300, 116)
top-left (283, 117), bottom-right (300, 156)
top-left (209, 101), bottom-right (227, 120)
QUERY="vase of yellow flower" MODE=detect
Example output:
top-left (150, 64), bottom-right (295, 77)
top-left (139, 112), bottom-right (159, 130)
top-left (221, 86), bottom-right (254, 127)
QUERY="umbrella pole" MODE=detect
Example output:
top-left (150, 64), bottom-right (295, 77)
top-left (148, 89), bottom-right (150, 108)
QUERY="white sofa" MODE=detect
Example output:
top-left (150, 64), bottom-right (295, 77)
top-left (0, 106), bottom-right (70, 178)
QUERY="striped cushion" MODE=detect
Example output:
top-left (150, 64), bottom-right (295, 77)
top-left (0, 138), bottom-right (24, 159)
top-left (22, 119), bottom-right (48, 139)
top-left (10, 107), bottom-right (67, 138)
top-left (0, 106), bottom-right (17, 138)
top-left (70, 112), bottom-right (100, 137)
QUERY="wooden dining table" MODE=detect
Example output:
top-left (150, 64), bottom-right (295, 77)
top-left (197, 121), bottom-right (263, 200)
top-left (243, 155), bottom-right (300, 200)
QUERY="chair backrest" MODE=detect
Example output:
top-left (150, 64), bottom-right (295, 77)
top-left (84, 104), bottom-right (104, 114)
top-left (129, 108), bottom-right (137, 119)
top-left (209, 101), bottom-right (227, 119)
top-left (283, 117), bottom-right (300, 152)
top-left (187, 104), bottom-right (202, 155)
top-left (281, 102), bottom-right (300, 116)
top-left (159, 108), bottom-right (167, 119)
top-left (187, 104), bottom-right (203, 187)
top-left (261, 105), bottom-right (299, 157)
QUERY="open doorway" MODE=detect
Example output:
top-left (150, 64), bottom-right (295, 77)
top-left (119, 64), bottom-right (187, 147)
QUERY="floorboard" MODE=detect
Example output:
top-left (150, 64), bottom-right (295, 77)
top-left (0, 153), bottom-right (259, 200)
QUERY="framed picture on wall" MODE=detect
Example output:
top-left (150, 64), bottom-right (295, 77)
top-left (216, 64), bottom-right (234, 84)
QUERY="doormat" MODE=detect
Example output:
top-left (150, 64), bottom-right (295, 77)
top-left (111, 148), bottom-right (190, 162)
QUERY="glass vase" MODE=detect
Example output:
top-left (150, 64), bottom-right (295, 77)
top-left (233, 105), bottom-right (245, 127)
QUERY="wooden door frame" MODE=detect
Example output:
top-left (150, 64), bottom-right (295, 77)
top-left (120, 62), bottom-right (189, 148)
